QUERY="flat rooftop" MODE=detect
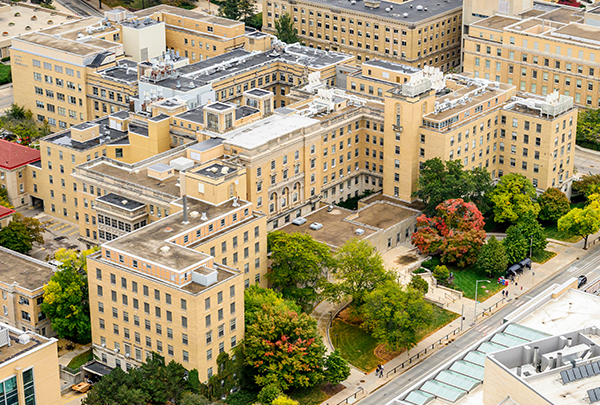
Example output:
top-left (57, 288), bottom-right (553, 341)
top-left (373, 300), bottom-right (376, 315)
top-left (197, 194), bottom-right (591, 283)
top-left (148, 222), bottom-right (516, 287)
top-left (134, 5), bottom-right (243, 28)
top-left (44, 117), bottom-right (128, 151)
top-left (97, 60), bottom-right (139, 84)
top-left (349, 201), bottom-right (418, 230)
top-left (0, 4), bottom-right (80, 47)
top-left (219, 111), bottom-right (318, 149)
top-left (280, 206), bottom-right (376, 248)
top-left (518, 289), bottom-right (600, 337)
top-left (363, 59), bottom-right (420, 74)
top-left (175, 106), bottom-right (204, 125)
top-left (298, 0), bottom-right (462, 23)
top-left (193, 162), bottom-right (238, 179)
top-left (88, 161), bottom-right (181, 197)
top-left (0, 246), bottom-right (54, 292)
top-left (0, 328), bottom-right (47, 365)
top-left (105, 196), bottom-right (251, 271)
top-left (96, 193), bottom-right (145, 211)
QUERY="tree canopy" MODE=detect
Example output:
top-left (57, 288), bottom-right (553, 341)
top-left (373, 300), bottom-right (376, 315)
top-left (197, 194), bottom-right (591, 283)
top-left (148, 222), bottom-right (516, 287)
top-left (558, 205), bottom-right (600, 249)
top-left (489, 173), bottom-right (540, 223)
top-left (219, 0), bottom-right (257, 23)
top-left (0, 213), bottom-right (44, 254)
top-left (477, 236), bottom-right (508, 277)
top-left (241, 286), bottom-right (349, 392)
top-left (361, 281), bottom-right (433, 352)
top-left (267, 231), bottom-right (333, 309)
top-left (576, 108), bottom-right (600, 151)
top-left (538, 188), bottom-right (571, 223)
top-left (411, 199), bottom-right (486, 267)
top-left (502, 226), bottom-right (529, 264)
top-left (274, 13), bottom-right (301, 44)
top-left (41, 248), bottom-right (97, 342)
top-left (573, 173), bottom-right (600, 197)
top-left (83, 353), bottom-right (204, 405)
top-left (516, 212), bottom-right (548, 255)
top-left (0, 104), bottom-right (50, 146)
top-left (413, 158), bottom-right (493, 215)
top-left (322, 239), bottom-right (393, 305)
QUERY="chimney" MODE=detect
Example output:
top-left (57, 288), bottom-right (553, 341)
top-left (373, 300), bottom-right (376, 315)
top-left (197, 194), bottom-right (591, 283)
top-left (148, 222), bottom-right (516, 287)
top-left (567, 338), bottom-right (573, 348)
top-left (182, 195), bottom-right (189, 224)
top-left (533, 347), bottom-right (540, 366)
top-left (557, 352), bottom-right (563, 367)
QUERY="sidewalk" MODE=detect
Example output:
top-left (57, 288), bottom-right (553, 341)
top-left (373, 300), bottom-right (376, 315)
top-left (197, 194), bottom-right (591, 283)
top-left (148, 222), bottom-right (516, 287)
top-left (316, 234), bottom-right (592, 405)
top-left (58, 344), bottom-right (91, 368)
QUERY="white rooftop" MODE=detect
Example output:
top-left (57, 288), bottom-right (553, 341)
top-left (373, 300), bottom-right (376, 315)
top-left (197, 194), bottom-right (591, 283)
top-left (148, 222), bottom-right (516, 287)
top-left (518, 289), bottom-right (600, 336)
top-left (222, 112), bottom-right (318, 149)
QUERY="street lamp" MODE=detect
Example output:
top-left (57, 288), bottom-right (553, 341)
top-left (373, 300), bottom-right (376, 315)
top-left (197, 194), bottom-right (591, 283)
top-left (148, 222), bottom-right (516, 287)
top-left (529, 235), bottom-right (533, 258)
top-left (474, 279), bottom-right (491, 320)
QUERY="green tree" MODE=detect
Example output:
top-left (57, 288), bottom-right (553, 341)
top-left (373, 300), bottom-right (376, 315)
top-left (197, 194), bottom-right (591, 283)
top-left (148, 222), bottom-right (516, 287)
top-left (576, 108), bottom-right (600, 151)
top-left (257, 384), bottom-right (283, 405)
top-left (244, 284), bottom-right (301, 325)
top-left (323, 239), bottom-right (393, 305)
top-left (243, 298), bottom-right (327, 390)
top-left (490, 173), bottom-right (540, 223)
top-left (361, 281), bottom-right (433, 352)
top-left (41, 248), bottom-right (97, 342)
top-left (502, 226), bottom-right (528, 263)
top-left (0, 188), bottom-right (13, 209)
top-left (218, 0), bottom-right (242, 20)
top-left (409, 275), bottom-right (429, 294)
top-left (558, 206), bottom-right (600, 249)
top-left (0, 213), bottom-right (44, 253)
top-left (413, 158), bottom-right (493, 215)
top-left (273, 396), bottom-right (300, 405)
top-left (538, 188), bottom-right (571, 223)
top-left (573, 174), bottom-right (600, 197)
top-left (432, 265), bottom-right (450, 286)
top-left (476, 236), bottom-right (508, 277)
top-left (275, 13), bottom-right (301, 44)
top-left (412, 199), bottom-right (487, 267)
top-left (323, 350), bottom-right (351, 385)
top-left (267, 231), bottom-right (333, 309)
top-left (83, 367), bottom-right (150, 405)
top-left (517, 213), bottom-right (548, 255)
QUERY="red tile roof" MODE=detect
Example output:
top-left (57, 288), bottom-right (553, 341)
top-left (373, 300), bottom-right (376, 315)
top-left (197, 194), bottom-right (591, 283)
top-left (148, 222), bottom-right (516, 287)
top-left (0, 140), bottom-right (41, 170)
top-left (0, 205), bottom-right (15, 219)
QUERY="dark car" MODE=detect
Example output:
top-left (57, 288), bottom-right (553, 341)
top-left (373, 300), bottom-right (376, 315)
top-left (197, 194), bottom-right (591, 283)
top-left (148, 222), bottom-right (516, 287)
top-left (578, 275), bottom-right (588, 289)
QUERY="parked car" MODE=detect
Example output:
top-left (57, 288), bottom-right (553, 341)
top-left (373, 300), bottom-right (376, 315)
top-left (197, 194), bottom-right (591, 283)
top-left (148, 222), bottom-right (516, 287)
top-left (578, 275), bottom-right (588, 289)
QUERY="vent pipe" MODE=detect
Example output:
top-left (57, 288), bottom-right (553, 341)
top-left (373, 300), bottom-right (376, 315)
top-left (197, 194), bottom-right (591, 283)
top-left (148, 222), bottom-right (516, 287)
top-left (567, 337), bottom-right (573, 348)
top-left (516, 365), bottom-right (522, 376)
top-left (182, 195), bottom-right (189, 224)
top-left (533, 347), bottom-right (540, 366)
top-left (557, 352), bottom-right (563, 367)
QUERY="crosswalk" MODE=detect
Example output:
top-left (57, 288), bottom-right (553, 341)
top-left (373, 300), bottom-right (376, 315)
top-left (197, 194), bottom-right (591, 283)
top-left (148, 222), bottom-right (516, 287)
top-left (474, 324), bottom-right (495, 334)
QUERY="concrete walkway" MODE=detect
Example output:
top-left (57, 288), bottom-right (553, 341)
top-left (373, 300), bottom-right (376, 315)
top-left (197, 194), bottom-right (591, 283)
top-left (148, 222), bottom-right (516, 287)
top-left (58, 344), bottom-right (91, 368)
top-left (316, 234), bottom-right (592, 405)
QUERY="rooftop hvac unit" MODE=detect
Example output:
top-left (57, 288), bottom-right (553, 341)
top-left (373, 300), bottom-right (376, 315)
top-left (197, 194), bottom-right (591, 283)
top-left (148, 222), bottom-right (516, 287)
top-left (18, 334), bottom-right (30, 345)
top-left (170, 157), bottom-right (194, 172)
top-left (0, 328), bottom-right (9, 348)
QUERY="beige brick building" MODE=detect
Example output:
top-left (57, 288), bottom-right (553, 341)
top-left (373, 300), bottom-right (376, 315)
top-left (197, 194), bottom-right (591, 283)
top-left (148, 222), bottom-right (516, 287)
top-left (87, 195), bottom-right (265, 380)
top-left (0, 246), bottom-right (55, 337)
top-left (0, 140), bottom-right (41, 210)
top-left (262, 0), bottom-right (462, 70)
top-left (0, 323), bottom-right (60, 405)
top-left (463, 3), bottom-right (600, 108)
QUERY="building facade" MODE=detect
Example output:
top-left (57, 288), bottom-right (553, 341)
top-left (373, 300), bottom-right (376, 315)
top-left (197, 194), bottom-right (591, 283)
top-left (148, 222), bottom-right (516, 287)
top-left (87, 195), bottom-right (265, 381)
top-left (463, 3), bottom-right (600, 108)
top-left (262, 0), bottom-right (462, 70)
top-left (0, 140), bottom-right (41, 210)
top-left (0, 246), bottom-right (55, 337)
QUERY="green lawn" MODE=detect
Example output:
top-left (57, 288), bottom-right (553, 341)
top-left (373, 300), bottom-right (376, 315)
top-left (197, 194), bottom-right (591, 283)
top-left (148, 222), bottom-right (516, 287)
top-left (542, 221), bottom-right (581, 243)
top-left (532, 249), bottom-right (557, 264)
top-left (452, 266), bottom-right (504, 301)
top-left (0, 65), bottom-right (11, 85)
top-left (331, 307), bottom-right (458, 371)
top-left (289, 386), bottom-right (331, 405)
top-left (66, 349), bottom-right (93, 371)
top-left (331, 319), bottom-right (380, 372)
top-left (422, 256), bottom-right (503, 301)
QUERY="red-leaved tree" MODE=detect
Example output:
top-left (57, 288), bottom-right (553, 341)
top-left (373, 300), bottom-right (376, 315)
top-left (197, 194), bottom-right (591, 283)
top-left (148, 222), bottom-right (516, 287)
top-left (411, 199), bottom-right (486, 267)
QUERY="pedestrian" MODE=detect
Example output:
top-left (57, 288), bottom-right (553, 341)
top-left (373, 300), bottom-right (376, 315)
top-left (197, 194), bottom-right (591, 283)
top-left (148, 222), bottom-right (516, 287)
top-left (376, 364), bottom-right (381, 377)
top-left (380, 365), bottom-right (384, 378)
top-left (506, 291), bottom-right (509, 298)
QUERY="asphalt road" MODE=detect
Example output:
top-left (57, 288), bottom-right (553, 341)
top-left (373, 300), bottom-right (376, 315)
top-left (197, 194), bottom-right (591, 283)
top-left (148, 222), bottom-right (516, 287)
top-left (359, 245), bottom-right (600, 405)
top-left (0, 84), bottom-right (13, 112)
top-left (53, 0), bottom-right (103, 17)
top-left (575, 147), bottom-right (600, 176)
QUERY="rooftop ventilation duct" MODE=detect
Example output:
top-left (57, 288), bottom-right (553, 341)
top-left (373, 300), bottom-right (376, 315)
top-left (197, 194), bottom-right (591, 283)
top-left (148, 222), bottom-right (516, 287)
top-left (201, 212), bottom-right (208, 221)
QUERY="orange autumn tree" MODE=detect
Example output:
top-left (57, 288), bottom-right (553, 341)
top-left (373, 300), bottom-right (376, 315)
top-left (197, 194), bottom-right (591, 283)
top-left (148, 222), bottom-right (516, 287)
top-left (411, 198), bottom-right (486, 267)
